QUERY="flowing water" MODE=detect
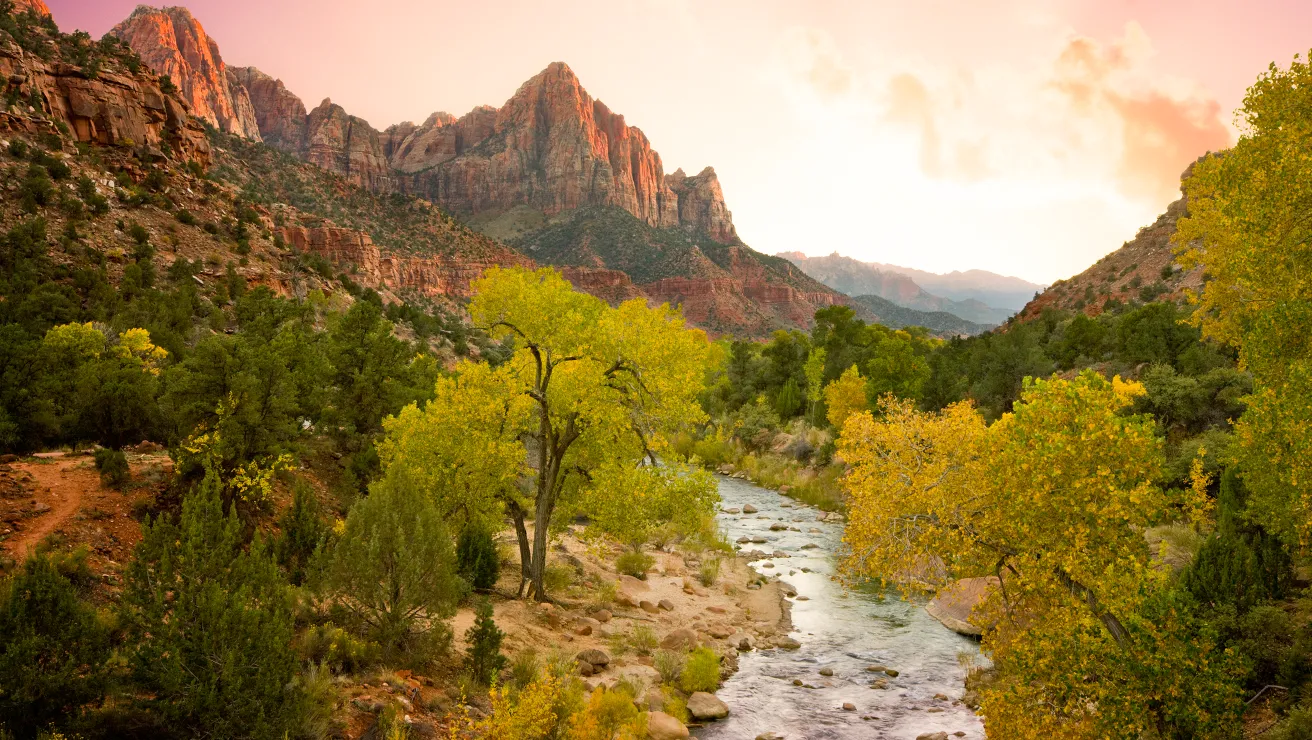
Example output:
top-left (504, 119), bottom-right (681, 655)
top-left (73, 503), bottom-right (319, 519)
top-left (695, 475), bottom-right (985, 740)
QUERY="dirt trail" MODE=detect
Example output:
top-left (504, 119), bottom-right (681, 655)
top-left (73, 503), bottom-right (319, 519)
top-left (4, 456), bottom-right (95, 560)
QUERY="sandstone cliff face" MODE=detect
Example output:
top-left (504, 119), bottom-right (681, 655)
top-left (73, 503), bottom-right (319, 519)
top-left (109, 6), bottom-right (260, 140)
top-left (11, 0), bottom-right (50, 17)
top-left (667, 167), bottom-right (736, 243)
top-left (278, 225), bottom-right (530, 298)
top-left (303, 98), bottom-right (392, 192)
top-left (228, 66), bottom-right (304, 154)
top-left (0, 32), bottom-right (210, 165)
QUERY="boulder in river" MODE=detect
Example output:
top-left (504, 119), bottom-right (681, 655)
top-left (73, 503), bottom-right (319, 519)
top-left (925, 577), bottom-right (998, 636)
top-left (742, 504), bottom-right (758, 514)
top-left (687, 691), bottom-right (729, 720)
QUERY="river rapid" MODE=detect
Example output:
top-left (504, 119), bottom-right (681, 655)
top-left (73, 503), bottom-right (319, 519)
top-left (696, 475), bottom-right (985, 740)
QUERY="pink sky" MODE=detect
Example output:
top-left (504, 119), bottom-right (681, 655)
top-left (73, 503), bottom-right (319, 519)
top-left (44, 0), bottom-right (1312, 283)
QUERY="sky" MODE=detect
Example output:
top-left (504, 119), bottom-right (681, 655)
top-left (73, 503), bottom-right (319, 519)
top-left (44, 0), bottom-right (1312, 284)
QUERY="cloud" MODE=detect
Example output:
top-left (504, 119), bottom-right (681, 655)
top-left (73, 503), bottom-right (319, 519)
top-left (781, 27), bottom-right (853, 99)
top-left (883, 73), bottom-right (992, 181)
top-left (1051, 23), bottom-right (1230, 201)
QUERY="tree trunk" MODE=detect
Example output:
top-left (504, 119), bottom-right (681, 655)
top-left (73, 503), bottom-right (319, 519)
top-left (510, 505), bottom-right (532, 598)
top-left (528, 492), bottom-right (552, 601)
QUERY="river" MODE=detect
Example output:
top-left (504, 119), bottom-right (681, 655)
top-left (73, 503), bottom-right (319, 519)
top-left (695, 475), bottom-right (986, 740)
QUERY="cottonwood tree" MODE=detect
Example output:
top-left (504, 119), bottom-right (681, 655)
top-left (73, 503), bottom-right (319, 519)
top-left (1176, 54), bottom-right (1312, 549)
top-left (837, 373), bottom-right (1243, 736)
top-left (380, 267), bottom-right (716, 600)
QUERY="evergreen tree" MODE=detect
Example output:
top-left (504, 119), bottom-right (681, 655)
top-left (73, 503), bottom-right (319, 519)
top-left (121, 469), bottom-right (307, 739)
top-left (456, 526), bottom-right (500, 592)
top-left (1182, 467), bottom-right (1291, 611)
top-left (464, 598), bottom-right (507, 686)
top-left (274, 481), bottom-right (327, 586)
top-left (0, 555), bottom-right (109, 736)
top-left (318, 482), bottom-right (464, 657)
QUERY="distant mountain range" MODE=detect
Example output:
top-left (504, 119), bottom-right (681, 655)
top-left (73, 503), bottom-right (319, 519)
top-left (846, 294), bottom-right (991, 337)
top-left (779, 252), bottom-right (1044, 326)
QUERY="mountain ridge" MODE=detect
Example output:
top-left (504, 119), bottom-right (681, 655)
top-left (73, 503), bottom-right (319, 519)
top-left (106, 5), bottom-right (848, 337)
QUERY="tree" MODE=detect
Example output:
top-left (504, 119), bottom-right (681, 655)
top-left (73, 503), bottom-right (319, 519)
top-left (457, 526), bottom-right (501, 592)
top-left (1175, 54), bottom-right (1312, 548)
top-left (837, 372), bottom-right (1244, 736)
top-left (464, 598), bottom-right (507, 686)
top-left (803, 347), bottom-right (826, 421)
top-left (865, 330), bottom-right (931, 403)
top-left (774, 376), bottom-right (803, 418)
top-left (824, 365), bottom-right (867, 431)
top-left (582, 462), bottom-right (718, 552)
top-left (317, 480), bottom-right (463, 656)
top-left (121, 470), bottom-right (308, 739)
top-left (387, 267), bottom-right (716, 600)
top-left (0, 555), bottom-right (109, 735)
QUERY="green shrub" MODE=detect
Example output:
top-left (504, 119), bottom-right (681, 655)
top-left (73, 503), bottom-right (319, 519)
top-left (20, 163), bottom-right (54, 211)
top-left (176, 208), bottom-right (198, 226)
top-left (7, 139), bottom-right (28, 158)
top-left (317, 482), bottom-right (464, 660)
top-left (697, 558), bottom-right (721, 587)
top-left (1272, 702), bottom-right (1312, 740)
top-left (679, 647), bottom-right (720, 693)
top-left (274, 482), bottom-right (326, 586)
top-left (464, 597), bottom-right (507, 686)
top-left (653, 649), bottom-right (684, 686)
top-left (456, 526), bottom-right (500, 591)
top-left (296, 623), bottom-right (381, 674)
top-left (93, 447), bottom-right (129, 488)
top-left (661, 687), bottom-right (690, 723)
top-left (0, 555), bottom-right (110, 734)
top-left (628, 624), bottom-right (658, 656)
top-left (508, 649), bottom-right (539, 689)
top-left (121, 470), bottom-right (309, 738)
top-left (616, 550), bottom-right (654, 579)
top-left (127, 221), bottom-right (149, 245)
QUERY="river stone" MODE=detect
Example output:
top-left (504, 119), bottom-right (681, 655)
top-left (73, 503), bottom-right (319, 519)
top-left (769, 523), bottom-right (788, 531)
top-left (750, 535), bottom-right (768, 543)
top-left (869, 678), bottom-right (889, 689)
top-left (885, 668), bottom-right (899, 677)
top-left (687, 691), bottom-right (729, 720)
top-left (777, 637), bottom-right (801, 650)
top-left (800, 543), bottom-right (818, 549)
top-left (756, 734), bottom-right (786, 740)
top-left (916, 734), bottom-right (949, 740)
top-left (865, 664), bottom-right (887, 673)
top-left (661, 628), bottom-right (698, 651)
top-left (723, 508), bottom-right (741, 514)
top-left (647, 711), bottom-right (689, 739)
top-left (842, 702), bottom-right (856, 711)
top-left (779, 582), bottom-right (798, 597)
top-left (737, 536), bottom-right (753, 543)
top-left (742, 504), bottom-right (758, 514)
top-left (819, 667), bottom-right (834, 677)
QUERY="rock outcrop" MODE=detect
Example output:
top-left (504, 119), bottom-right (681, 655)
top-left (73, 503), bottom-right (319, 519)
top-left (11, 0), bottom-right (51, 17)
top-left (667, 167), bottom-right (736, 243)
top-left (227, 66), bottom-right (305, 154)
top-left (278, 225), bottom-right (529, 299)
top-left (303, 98), bottom-right (391, 192)
top-left (0, 26), bottom-right (210, 166)
top-left (108, 6), bottom-right (260, 140)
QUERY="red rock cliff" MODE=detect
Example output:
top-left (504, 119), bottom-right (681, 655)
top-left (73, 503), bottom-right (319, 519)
top-left (11, 0), bottom-right (51, 17)
top-left (228, 66), bottom-right (305, 154)
top-left (0, 29), bottom-right (210, 166)
top-left (109, 6), bottom-right (260, 140)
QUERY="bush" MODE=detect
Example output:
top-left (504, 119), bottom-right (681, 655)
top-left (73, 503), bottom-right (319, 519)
top-left (176, 208), bottom-right (198, 226)
top-left (615, 550), bottom-right (654, 579)
top-left (679, 647), bottom-right (721, 693)
top-left (93, 447), bottom-right (129, 488)
top-left (697, 558), bottom-right (721, 587)
top-left (464, 597), bottom-right (507, 686)
top-left (127, 221), bottom-right (149, 245)
top-left (653, 649), bottom-right (684, 686)
top-left (456, 526), bottom-right (500, 592)
top-left (121, 470), bottom-right (309, 738)
top-left (274, 482), bottom-right (326, 586)
top-left (628, 624), bottom-right (658, 656)
top-left (296, 623), bottom-right (381, 674)
top-left (0, 555), bottom-right (110, 734)
top-left (1273, 702), bottom-right (1312, 740)
top-left (317, 482), bottom-right (464, 660)
top-left (567, 686), bottom-right (646, 739)
top-left (20, 163), bottom-right (54, 211)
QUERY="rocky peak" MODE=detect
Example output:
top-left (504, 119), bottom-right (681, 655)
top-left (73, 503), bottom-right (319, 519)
top-left (667, 166), bottom-right (737, 244)
top-left (304, 97), bottom-right (391, 191)
top-left (11, 0), bottom-right (51, 17)
top-left (227, 66), bottom-right (305, 154)
top-left (109, 5), bottom-right (260, 140)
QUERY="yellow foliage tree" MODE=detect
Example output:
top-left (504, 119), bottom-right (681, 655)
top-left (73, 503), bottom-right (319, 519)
top-left (838, 372), bottom-right (1244, 736)
top-left (382, 267), bottom-right (717, 600)
top-left (823, 365), bottom-right (867, 431)
top-left (1175, 53), bottom-right (1312, 548)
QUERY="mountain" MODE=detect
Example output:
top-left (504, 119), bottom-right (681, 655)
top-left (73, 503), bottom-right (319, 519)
top-left (1018, 192), bottom-right (1203, 321)
top-left (11, 0), bottom-right (50, 17)
top-left (108, 6), bottom-right (260, 140)
top-left (108, 8), bottom-right (846, 336)
top-left (779, 252), bottom-right (1013, 325)
top-left (872, 263), bottom-right (1043, 311)
top-left (847, 294), bottom-right (991, 337)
